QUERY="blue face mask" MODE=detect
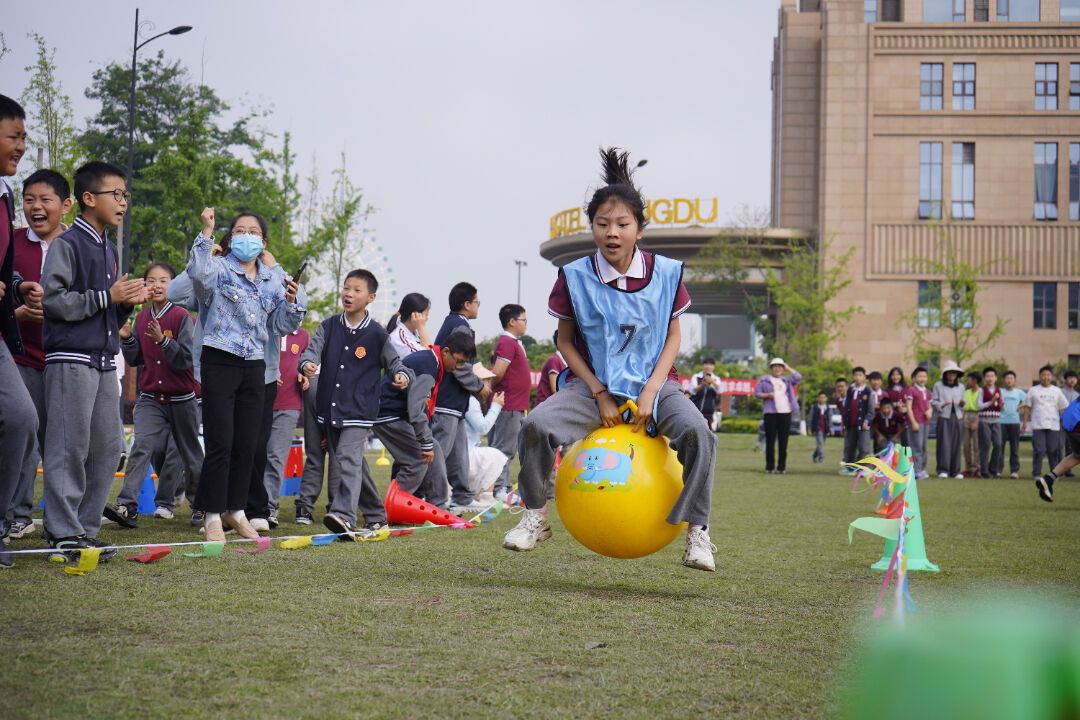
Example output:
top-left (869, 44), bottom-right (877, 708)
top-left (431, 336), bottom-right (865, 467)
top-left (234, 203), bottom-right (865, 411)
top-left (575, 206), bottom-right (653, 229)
top-left (230, 234), bottom-right (263, 262)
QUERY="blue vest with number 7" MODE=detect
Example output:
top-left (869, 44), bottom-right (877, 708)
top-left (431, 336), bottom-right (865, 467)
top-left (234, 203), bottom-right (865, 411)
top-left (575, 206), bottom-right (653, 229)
top-left (562, 253), bottom-right (683, 414)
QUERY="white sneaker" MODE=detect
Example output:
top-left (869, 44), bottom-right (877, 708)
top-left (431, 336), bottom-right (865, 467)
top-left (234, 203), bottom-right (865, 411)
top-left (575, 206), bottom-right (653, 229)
top-left (7, 520), bottom-right (36, 539)
top-left (153, 506), bottom-right (174, 520)
top-left (683, 527), bottom-right (717, 572)
top-left (953, 474), bottom-right (964, 479)
top-left (449, 500), bottom-right (489, 515)
top-left (250, 518), bottom-right (270, 533)
top-left (502, 509), bottom-right (552, 551)
top-left (937, 473), bottom-right (949, 478)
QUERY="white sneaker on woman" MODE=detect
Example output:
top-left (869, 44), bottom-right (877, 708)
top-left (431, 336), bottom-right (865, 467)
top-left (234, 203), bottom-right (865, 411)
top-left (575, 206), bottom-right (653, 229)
top-left (502, 509), bottom-right (552, 551)
top-left (683, 527), bottom-right (717, 572)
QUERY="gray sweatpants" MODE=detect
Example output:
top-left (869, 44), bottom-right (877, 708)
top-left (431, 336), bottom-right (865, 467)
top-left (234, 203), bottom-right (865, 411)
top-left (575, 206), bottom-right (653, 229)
top-left (843, 427), bottom-right (872, 463)
top-left (517, 379), bottom-right (715, 526)
top-left (812, 431), bottom-right (826, 462)
top-left (12, 363), bottom-right (45, 525)
top-left (297, 376), bottom-right (325, 514)
top-left (909, 422), bottom-right (930, 475)
top-left (263, 409), bottom-right (300, 515)
top-left (42, 363), bottom-right (121, 539)
top-left (488, 409), bottom-right (524, 493)
top-left (431, 413), bottom-right (474, 505)
top-left (1032, 428), bottom-right (1063, 478)
top-left (0, 345), bottom-right (38, 529)
top-left (978, 419), bottom-right (1003, 477)
top-left (116, 397), bottom-right (203, 511)
top-left (373, 419), bottom-right (449, 508)
top-left (325, 425), bottom-right (386, 526)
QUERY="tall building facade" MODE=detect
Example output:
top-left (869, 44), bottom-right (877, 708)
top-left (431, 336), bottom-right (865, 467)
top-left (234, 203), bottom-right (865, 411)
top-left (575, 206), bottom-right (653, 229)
top-left (772, 0), bottom-right (1080, 382)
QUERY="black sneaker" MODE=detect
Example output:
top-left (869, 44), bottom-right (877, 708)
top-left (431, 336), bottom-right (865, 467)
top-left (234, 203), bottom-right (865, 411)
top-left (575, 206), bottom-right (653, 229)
top-left (46, 535), bottom-right (91, 563)
top-left (0, 526), bottom-right (12, 568)
top-left (84, 537), bottom-right (119, 563)
top-left (364, 521), bottom-right (387, 533)
top-left (323, 512), bottom-right (369, 542)
top-left (190, 510), bottom-right (205, 527)
top-left (103, 503), bottom-right (139, 529)
top-left (295, 509), bottom-right (313, 525)
top-left (1036, 474), bottom-right (1055, 503)
top-left (268, 514), bottom-right (279, 529)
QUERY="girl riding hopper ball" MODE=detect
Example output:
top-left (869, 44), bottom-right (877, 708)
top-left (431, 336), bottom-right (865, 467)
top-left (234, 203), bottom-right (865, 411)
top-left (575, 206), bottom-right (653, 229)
top-left (554, 401), bottom-right (686, 559)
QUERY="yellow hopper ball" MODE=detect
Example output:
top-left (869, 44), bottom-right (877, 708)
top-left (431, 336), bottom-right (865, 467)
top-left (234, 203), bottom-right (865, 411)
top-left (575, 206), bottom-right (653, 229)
top-left (555, 414), bottom-right (686, 559)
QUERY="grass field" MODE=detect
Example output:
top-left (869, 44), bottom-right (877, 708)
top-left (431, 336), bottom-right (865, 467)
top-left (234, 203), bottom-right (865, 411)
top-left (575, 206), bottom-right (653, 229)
top-left (3, 435), bottom-right (1079, 719)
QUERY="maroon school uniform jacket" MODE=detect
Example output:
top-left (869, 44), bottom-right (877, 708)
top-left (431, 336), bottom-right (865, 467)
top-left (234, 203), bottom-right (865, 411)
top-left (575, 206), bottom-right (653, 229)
top-left (12, 228), bottom-right (45, 370)
top-left (120, 302), bottom-right (197, 403)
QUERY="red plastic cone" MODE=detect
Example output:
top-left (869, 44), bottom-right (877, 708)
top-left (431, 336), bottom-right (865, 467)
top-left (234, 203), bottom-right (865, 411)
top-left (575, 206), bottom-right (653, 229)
top-left (284, 443), bottom-right (305, 477)
top-left (384, 480), bottom-right (474, 528)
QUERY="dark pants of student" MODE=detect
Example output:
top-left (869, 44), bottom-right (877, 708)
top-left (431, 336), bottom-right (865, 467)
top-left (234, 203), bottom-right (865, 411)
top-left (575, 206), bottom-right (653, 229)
top-left (195, 348), bottom-right (265, 514)
top-left (843, 426), bottom-right (872, 463)
top-left (244, 382), bottom-right (277, 520)
top-left (488, 409), bottom-right (524, 494)
top-left (325, 426), bottom-right (386, 526)
top-left (1031, 429), bottom-right (1063, 478)
top-left (374, 419), bottom-right (450, 508)
top-left (1001, 423), bottom-right (1022, 475)
top-left (763, 412), bottom-right (791, 472)
top-left (935, 415), bottom-right (962, 476)
top-left (297, 375), bottom-right (325, 514)
top-left (977, 420), bottom-right (1003, 477)
top-left (813, 431), bottom-right (826, 463)
top-left (431, 413), bottom-right (474, 505)
top-left (908, 423), bottom-right (930, 475)
top-left (11, 363), bottom-right (45, 525)
top-left (1, 346), bottom-right (39, 531)
top-left (42, 363), bottom-right (120, 539)
top-left (517, 379), bottom-right (715, 526)
top-left (116, 397), bottom-right (203, 511)
top-left (263, 409), bottom-right (300, 515)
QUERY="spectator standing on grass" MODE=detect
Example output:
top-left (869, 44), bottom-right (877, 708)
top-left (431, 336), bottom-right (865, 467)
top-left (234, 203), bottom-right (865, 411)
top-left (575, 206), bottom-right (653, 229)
top-left (977, 367), bottom-right (1004, 479)
top-left (841, 367), bottom-right (872, 471)
top-left (689, 357), bottom-right (722, 431)
top-left (1023, 364), bottom-right (1068, 480)
top-left (999, 370), bottom-right (1027, 479)
top-left (754, 358), bottom-right (801, 475)
top-left (807, 391), bottom-right (830, 464)
top-left (932, 361), bottom-right (965, 479)
top-left (962, 371), bottom-right (982, 477)
top-left (262, 328), bottom-right (310, 526)
top-left (902, 367), bottom-right (933, 479)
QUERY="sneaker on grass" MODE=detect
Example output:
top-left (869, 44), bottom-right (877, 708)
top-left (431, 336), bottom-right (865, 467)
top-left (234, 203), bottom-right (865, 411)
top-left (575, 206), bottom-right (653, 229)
top-left (46, 535), bottom-right (91, 563)
top-left (683, 527), bottom-right (716, 572)
top-left (8, 520), bottom-right (36, 539)
top-left (268, 514), bottom-right (279, 529)
top-left (364, 521), bottom-right (387, 533)
top-left (295, 510), bottom-right (313, 525)
top-left (103, 503), bottom-right (138, 529)
top-left (1036, 474), bottom-right (1055, 503)
top-left (84, 537), bottom-right (118, 563)
top-left (190, 510), bottom-right (205, 527)
top-left (448, 500), bottom-right (488, 516)
top-left (249, 518), bottom-right (270, 533)
top-left (502, 509), bottom-right (552, 551)
top-left (153, 506), bottom-right (174, 520)
top-left (323, 512), bottom-right (370, 542)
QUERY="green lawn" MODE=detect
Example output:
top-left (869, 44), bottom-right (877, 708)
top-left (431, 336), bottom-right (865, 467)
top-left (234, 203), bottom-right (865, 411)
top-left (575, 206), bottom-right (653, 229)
top-left (3, 435), bottom-right (1079, 719)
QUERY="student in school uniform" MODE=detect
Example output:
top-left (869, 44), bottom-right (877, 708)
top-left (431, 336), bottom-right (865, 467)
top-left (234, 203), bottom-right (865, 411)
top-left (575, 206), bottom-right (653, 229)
top-left (487, 303), bottom-right (532, 506)
top-left (902, 366), bottom-right (933, 480)
top-left (1023, 364), bottom-right (1069, 480)
top-left (432, 282), bottom-right (490, 512)
top-left (7, 169), bottom-right (73, 540)
top-left (40, 161), bottom-right (149, 561)
top-left (807, 391), bottom-right (830, 464)
top-left (976, 366), bottom-right (1004, 479)
top-left (872, 397), bottom-right (906, 453)
top-left (0, 95), bottom-right (43, 564)
top-left (841, 367), bottom-right (872, 470)
top-left (373, 332), bottom-right (476, 510)
top-left (689, 357), bottom-right (723, 431)
top-left (299, 269), bottom-right (411, 540)
top-left (386, 292), bottom-right (431, 359)
top-left (103, 262), bottom-right (202, 525)
top-left (999, 370), bottom-right (1027, 479)
top-left (262, 328), bottom-right (310, 526)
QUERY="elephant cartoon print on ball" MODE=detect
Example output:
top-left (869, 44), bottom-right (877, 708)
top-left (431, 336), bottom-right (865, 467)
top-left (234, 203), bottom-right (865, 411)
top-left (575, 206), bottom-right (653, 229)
top-left (571, 445), bottom-right (635, 490)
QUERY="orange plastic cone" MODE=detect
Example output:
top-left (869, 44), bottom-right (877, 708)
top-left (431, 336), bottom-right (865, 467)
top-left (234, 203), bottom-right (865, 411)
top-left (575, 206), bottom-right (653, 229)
top-left (384, 480), bottom-right (474, 528)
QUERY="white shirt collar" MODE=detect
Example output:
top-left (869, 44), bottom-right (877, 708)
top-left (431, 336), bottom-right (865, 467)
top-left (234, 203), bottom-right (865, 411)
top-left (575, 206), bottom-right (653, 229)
top-left (594, 248), bottom-right (646, 287)
top-left (26, 227), bottom-right (48, 245)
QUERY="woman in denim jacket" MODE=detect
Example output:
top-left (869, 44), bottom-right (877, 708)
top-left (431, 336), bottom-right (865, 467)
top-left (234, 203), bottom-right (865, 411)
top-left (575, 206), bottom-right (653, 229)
top-left (188, 207), bottom-right (305, 541)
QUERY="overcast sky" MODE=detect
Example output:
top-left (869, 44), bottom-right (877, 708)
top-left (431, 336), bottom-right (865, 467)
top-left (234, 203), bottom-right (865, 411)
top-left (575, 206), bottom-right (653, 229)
top-left (5, 0), bottom-right (777, 341)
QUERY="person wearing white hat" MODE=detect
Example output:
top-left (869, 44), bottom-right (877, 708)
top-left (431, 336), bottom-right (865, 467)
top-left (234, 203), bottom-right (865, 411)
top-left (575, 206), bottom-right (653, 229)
top-left (753, 358), bottom-right (802, 474)
top-left (931, 360), bottom-right (965, 478)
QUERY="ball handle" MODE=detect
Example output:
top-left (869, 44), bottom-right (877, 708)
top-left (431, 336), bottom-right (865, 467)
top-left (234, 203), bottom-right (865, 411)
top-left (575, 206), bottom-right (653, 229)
top-left (618, 399), bottom-right (638, 420)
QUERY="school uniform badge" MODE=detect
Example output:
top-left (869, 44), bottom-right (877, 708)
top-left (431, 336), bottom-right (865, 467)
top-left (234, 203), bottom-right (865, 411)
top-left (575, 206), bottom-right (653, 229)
top-left (164, 330), bottom-right (174, 338)
top-left (291, 344), bottom-right (300, 354)
top-left (355, 346), bottom-right (367, 359)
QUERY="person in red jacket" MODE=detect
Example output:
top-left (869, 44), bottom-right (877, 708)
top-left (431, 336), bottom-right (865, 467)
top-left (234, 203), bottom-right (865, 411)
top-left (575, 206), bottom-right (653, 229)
top-left (263, 327), bottom-right (311, 526)
top-left (8, 169), bottom-right (72, 539)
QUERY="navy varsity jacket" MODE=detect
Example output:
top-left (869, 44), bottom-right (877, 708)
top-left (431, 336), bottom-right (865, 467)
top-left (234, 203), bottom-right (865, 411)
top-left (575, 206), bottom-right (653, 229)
top-left (432, 313), bottom-right (482, 417)
top-left (376, 347), bottom-right (444, 451)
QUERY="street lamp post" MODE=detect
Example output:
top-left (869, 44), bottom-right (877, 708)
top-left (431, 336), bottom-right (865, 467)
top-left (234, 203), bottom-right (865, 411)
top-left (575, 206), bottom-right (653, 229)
top-left (122, 8), bottom-right (192, 271)
top-left (514, 260), bottom-right (528, 305)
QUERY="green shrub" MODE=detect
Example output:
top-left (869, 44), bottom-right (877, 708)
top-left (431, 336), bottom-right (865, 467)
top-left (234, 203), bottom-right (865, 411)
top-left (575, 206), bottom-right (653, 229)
top-left (719, 417), bottom-right (761, 434)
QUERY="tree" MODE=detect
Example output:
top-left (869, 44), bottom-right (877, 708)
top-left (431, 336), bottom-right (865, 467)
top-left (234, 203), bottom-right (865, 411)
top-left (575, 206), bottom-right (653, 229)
top-left (899, 223), bottom-right (1009, 369)
top-left (20, 33), bottom-right (82, 178)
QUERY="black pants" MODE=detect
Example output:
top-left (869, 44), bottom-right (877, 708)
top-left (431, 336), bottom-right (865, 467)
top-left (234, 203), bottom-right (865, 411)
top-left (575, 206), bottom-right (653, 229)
top-left (245, 381), bottom-right (278, 519)
top-left (763, 412), bottom-right (791, 472)
top-left (194, 348), bottom-right (266, 514)
top-left (1001, 423), bottom-right (1021, 475)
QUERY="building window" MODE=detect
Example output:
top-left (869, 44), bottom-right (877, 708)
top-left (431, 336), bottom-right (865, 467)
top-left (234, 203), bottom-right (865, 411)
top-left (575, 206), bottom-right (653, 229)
top-left (1071, 64), bottom-right (1079, 110)
top-left (1071, 143), bottom-right (1079, 221)
top-left (921, 63), bottom-right (944, 109)
top-left (865, 0), bottom-right (877, 21)
top-left (1070, 283), bottom-right (1080, 330)
top-left (975, 0), bottom-right (990, 21)
top-left (952, 63), bottom-right (976, 110)
top-left (952, 143), bottom-right (975, 220)
top-left (924, 0), bottom-right (964, 20)
top-left (1034, 282), bottom-right (1057, 329)
top-left (882, 0), bottom-right (901, 20)
top-left (1062, 0), bottom-right (1080, 21)
top-left (918, 280), bottom-right (942, 328)
top-left (1036, 64), bottom-right (1058, 110)
top-left (920, 142), bottom-right (944, 219)
top-left (950, 283), bottom-right (975, 328)
top-left (998, 0), bottom-right (1040, 21)
top-left (1035, 143), bottom-right (1059, 221)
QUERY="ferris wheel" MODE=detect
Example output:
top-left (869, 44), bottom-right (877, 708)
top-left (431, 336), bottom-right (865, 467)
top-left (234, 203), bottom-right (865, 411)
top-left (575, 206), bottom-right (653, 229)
top-left (302, 234), bottom-right (398, 325)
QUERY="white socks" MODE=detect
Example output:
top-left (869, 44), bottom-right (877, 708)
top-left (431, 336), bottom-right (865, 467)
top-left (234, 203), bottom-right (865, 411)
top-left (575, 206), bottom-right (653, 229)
top-left (205, 512), bottom-right (221, 524)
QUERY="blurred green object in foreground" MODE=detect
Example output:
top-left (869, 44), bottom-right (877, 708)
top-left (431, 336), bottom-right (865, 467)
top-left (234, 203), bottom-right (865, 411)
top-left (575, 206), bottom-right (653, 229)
top-left (841, 596), bottom-right (1080, 720)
